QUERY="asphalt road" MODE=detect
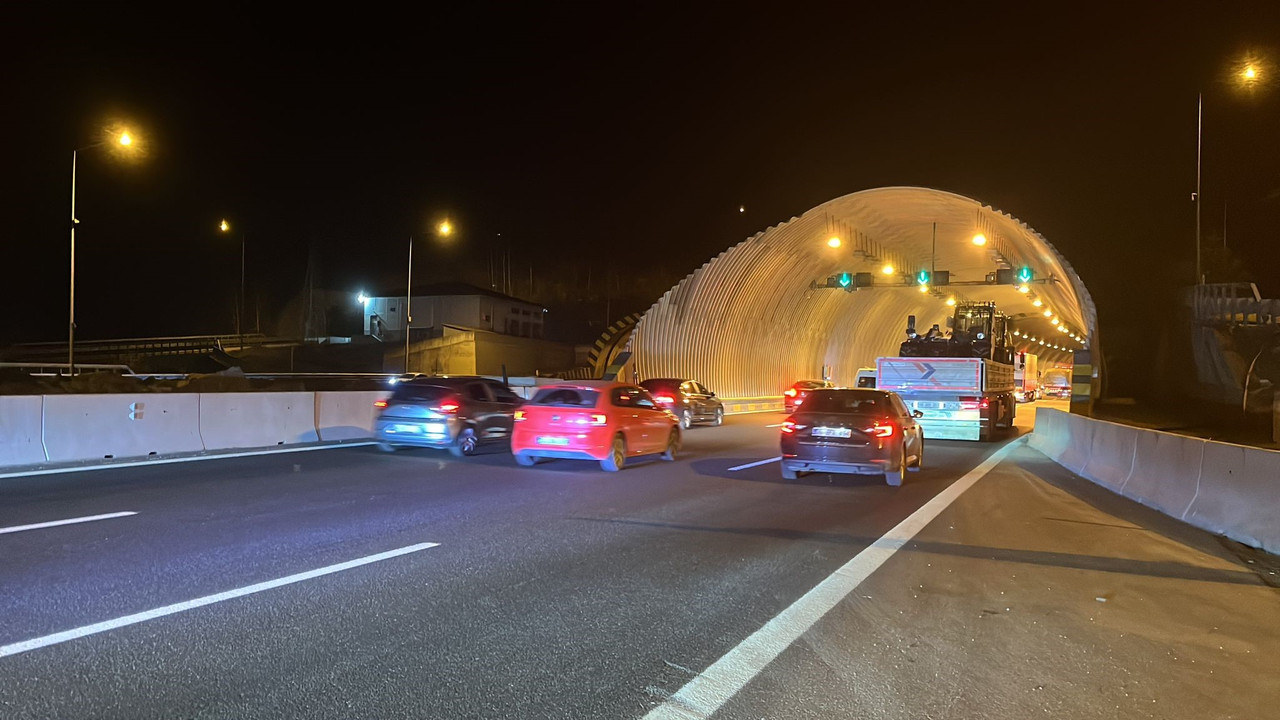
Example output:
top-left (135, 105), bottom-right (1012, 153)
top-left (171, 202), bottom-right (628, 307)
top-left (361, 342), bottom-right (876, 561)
top-left (1, 401), bottom-right (1276, 719)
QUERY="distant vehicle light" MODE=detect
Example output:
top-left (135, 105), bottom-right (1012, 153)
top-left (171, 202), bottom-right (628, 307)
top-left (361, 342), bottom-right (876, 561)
top-left (514, 410), bottom-right (526, 421)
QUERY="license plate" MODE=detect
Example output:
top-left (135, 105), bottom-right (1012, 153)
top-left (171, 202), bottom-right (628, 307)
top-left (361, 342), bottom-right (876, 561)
top-left (915, 401), bottom-right (960, 410)
top-left (424, 423), bottom-right (447, 435)
top-left (537, 436), bottom-right (570, 446)
top-left (391, 424), bottom-right (419, 434)
top-left (812, 426), bottom-right (852, 438)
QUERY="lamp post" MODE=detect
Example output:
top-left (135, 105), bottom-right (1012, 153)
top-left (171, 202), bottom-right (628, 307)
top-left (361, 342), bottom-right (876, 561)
top-left (404, 219), bottom-right (454, 373)
top-left (219, 219), bottom-right (246, 349)
top-left (69, 130), bottom-right (136, 376)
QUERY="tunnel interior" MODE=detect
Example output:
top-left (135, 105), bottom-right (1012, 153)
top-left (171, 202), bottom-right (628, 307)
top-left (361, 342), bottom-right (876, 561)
top-left (629, 187), bottom-right (1098, 400)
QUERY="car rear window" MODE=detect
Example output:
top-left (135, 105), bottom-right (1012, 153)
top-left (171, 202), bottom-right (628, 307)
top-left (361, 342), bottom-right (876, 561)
top-left (802, 390), bottom-right (886, 413)
top-left (640, 379), bottom-right (679, 393)
top-left (391, 384), bottom-right (455, 403)
top-left (530, 387), bottom-right (600, 407)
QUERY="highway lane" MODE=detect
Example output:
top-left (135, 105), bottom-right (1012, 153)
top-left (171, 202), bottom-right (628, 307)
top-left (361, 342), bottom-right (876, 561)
top-left (1, 401), bottom-right (1275, 718)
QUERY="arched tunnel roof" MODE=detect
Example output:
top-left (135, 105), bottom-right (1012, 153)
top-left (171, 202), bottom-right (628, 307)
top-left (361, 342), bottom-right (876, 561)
top-left (629, 186), bottom-right (1098, 399)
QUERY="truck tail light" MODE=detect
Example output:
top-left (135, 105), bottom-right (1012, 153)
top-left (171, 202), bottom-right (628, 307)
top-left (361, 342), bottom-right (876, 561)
top-left (959, 397), bottom-right (990, 411)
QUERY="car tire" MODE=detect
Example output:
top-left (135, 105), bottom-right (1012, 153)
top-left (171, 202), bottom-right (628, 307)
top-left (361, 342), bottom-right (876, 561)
top-left (515, 452), bottom-right (538, 467)
top-left (885, 446), bottom-right (906, 487)
top-left (713, 407), bottom-right (724, 426)
top-left (601, 434), bottom-right (626, 472)
top-left (449, 427), bottom-right (479, 458)
top-left (910, 436), bottom-right (924, 472)
top-left (781, 465), bottom-right (798, 480)
top-left (660, 428), bottom-right (679, 461)
top-left (680, 409), bottom-right (693, 430)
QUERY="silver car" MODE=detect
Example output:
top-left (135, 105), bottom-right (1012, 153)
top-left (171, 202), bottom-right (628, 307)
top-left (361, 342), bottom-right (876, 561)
top-left (375, 376), bottom-right (524, 457)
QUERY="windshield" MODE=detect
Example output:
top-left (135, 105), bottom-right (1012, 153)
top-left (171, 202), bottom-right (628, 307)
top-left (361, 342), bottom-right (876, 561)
top-left (529, 387), bottom-right (601, 407)
top-left (390, 383), bottom-right (454, 403)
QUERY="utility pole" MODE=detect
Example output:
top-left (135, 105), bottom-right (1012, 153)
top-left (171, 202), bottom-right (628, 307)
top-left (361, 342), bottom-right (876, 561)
top-left (404, 235), bottom-right (413, 374)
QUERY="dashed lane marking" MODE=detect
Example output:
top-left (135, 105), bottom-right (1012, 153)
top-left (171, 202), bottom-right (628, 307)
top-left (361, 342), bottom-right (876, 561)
top-left (0, 512), bottom-right (137, 536)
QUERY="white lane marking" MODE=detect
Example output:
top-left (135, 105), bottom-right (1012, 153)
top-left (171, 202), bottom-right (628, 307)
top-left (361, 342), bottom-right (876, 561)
top-left (727, 457), bottom-right (781, 471)
top-left (0, 541), bottom-right (441, 659)
top-left (0, 442), bottom-right (376, 481)
top-left (645, 438), bottom-right (1026, 720)
top-left (0, 511), bottom-right (137, 536)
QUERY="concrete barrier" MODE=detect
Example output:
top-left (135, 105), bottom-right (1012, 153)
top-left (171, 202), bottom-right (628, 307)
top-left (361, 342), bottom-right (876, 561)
top-left (1032, 408), bottom-right (1280, 554)
top-left (0, 396), bottom-right (47, 466)
top-left (314, 391), bottom-right (385, 441)
top-left (198, 392), bottom-right (319, 450)
top-left (1120, 430), bottom-right (1206, 521)
top-left (1027, 407), bottom-right (1071, 461)
top-left (1080, 419), bottom-right (1139, 493)
top-left (1056, 411), bottom-right (1094, 476)
top-left (42, 394), bottom-right (204, 463)
top-left (1184, 442), bottom-right (1280, 553)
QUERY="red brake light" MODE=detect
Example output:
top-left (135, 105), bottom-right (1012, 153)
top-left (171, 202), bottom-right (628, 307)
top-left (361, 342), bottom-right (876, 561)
top-left (781, 420), bottom-right (797, 434)
top-left (981, 398), bottom-right (990, 410)
top-left (867, 420), bottom-right (896, 438)
top-left (374, 400), bottom-right (388, 408)
top-left (784, 388), bottom-right (798, 397)
top-left (514, 410), bottom-right (526, 422)
top-left (435, 402), bottom-right (460, 414)
top-left (653, 395), bottom-right (675, 405)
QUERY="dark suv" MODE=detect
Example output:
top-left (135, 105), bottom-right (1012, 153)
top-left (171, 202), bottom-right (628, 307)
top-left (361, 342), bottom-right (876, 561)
top-left (639, 378), bottom-right (724, 429)
top-left (375, 376), bottom-right (524, 457)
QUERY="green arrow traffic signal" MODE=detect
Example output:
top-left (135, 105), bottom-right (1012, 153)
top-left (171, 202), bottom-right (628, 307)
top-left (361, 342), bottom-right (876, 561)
top-left (1016, 266), bottom-right (1034, 284)
top-left (916, 269), bottom-right (930, 286)
top-left (839, 272), bottom-right (852, 288)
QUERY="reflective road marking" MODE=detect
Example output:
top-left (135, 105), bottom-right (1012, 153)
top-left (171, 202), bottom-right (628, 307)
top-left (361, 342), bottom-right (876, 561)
top-left (0, 511), bottom-right (137, 536)
top-left (727, 457), bottom-right (780, 471)
top-left (645, 439), bottom-right (1025, 719)
top-left (0, 541), bottom-right (441, 658)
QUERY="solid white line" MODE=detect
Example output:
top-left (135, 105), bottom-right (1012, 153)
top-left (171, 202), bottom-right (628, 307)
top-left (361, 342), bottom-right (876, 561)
top-left (0, 541), bottom-right (440, 659)
top-left (0, 441), bottom-right (376, 481)
top-left (645, 438), bottom-right (1026, 720)
top-left (0, 511), bottom-right (137, 536)
top-left (727, 457), bottom-right (781, 471)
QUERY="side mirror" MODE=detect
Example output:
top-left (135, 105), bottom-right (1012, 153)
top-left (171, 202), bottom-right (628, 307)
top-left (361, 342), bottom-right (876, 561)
top-left (912, 410), bottom-right (924, 418)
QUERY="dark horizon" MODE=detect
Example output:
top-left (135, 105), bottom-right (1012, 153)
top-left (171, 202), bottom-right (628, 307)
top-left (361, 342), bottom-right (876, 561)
top-left (5, 7), bottom-right (1279, 370)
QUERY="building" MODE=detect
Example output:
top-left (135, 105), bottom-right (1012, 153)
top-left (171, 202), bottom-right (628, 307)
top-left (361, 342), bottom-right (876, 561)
top-left (359, 282), bottom-right (547, 340)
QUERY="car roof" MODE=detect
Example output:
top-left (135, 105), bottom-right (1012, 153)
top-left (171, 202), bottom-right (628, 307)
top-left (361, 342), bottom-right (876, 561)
top-left (534, 379), bottom-right (632, 391)
top-left (640, 378), bottom-right (688, 385)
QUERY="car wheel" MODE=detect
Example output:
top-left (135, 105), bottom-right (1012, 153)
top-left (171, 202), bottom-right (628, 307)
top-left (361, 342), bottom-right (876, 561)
top-left (911, 435), bottom-right (924, 471)
top-left (449, 427), bottom-right (479, 458)
top-left (680, 409), bottom-right (693, 430)
top-left (600, 434), bottom-right (626, 472)
top-left (713, 407), bottom-right (724, 426)
top-left (377, 442), bottom-right (398, 453)
top-left (781, 465), bottom-right (798, 480)
top-left (515, 452), bottom-right (538, 467)
top-left (660, 428), bottom-right (679, 461)
top-left (885, 446), bottom-right (906, 487)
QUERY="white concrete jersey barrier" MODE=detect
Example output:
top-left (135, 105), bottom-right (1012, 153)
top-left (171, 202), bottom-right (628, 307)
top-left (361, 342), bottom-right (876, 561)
top-left (42, 394), bottom-right (204, 463)
top-left (0, 396), bottom-right (47, 466)
top-left (1031, 407), bottom-right (1280, 555)
top-left (198, 392), bottom-right (319, 450)
top-left (314, 391), bottom-right (385, 441)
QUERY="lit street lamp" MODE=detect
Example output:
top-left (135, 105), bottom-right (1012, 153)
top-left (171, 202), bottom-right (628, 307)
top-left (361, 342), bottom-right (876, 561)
top-left (218, 219), bottom-right (247, 349)
top-left (69, 129), bottom-right (137, 376)
top-left (404, 218), bottom-right (455, 372)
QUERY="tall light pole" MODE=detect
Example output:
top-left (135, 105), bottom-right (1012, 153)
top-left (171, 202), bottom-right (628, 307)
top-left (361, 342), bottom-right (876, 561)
top-left (404, 219), bottom-right (454, 373)
top-left (69, 130), bottom-right (136, 376)
top-left (1195, 92), bottom-right (1202, 285)
top-left (219, 219), bottom-right (246, 349)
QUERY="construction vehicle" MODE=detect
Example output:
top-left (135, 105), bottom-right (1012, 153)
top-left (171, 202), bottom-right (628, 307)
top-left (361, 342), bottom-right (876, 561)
top-left (875, 302), bottom-right (1017, 441)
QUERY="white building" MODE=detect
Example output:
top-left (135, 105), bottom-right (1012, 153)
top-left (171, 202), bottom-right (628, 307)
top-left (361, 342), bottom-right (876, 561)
top-left (359, 282), bottom-right (546, 340)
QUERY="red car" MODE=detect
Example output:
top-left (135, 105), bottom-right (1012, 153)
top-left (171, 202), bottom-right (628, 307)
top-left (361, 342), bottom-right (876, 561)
top-left (511, 380), bottom-right (682, 471)
top-left (783, 379), bottom-right (834, 413)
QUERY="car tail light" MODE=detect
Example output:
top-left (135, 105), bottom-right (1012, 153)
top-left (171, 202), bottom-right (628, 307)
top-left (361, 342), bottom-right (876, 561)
top-left (572, 413), bottom-right (608, 426)
top-left (781, 420), bottom-right (797, 433)
top-left (784, 388), bottom-right (798, 397)
top-left (794, 398), bottom-right (804, 406)
top-left (373, 400), bottom-right (388, 409)
top-left (866, 420), bottom-right (896, 438)
top-left (434, 402), bottom-right (460, 414)
top-left (653, 395), bottom-right (675, 405)
top-left (514, 410), bottom-right (526, 422)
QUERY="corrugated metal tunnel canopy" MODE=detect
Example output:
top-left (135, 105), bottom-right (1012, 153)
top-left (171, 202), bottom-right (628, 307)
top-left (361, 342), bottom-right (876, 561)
top-left (631, 187), bottom-right (1098, 399)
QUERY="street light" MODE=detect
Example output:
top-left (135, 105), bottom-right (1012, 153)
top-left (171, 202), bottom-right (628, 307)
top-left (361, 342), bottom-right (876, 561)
top-left (826, 236), bottom-right (841, 248)
top-left (218, 218), bottom-right (247, 349)
top-left (971, 233), bottom-right (987, 246)
top-left (68, 128), bottom-right (138, 376)
top-left (881, 263), bottom-right (895, 275)
top-left (404, 218), bottom-right (456, 372)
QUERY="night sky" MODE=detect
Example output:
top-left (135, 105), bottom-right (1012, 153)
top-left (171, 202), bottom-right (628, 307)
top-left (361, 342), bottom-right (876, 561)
top-left (5, 6), bottom-right (1279, 369)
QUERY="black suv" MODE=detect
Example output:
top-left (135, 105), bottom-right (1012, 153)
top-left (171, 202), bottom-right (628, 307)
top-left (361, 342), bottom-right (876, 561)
top-left (375, 376), bottom-right (524, 456)
top-left (639, 378), bottom-right (724, 429)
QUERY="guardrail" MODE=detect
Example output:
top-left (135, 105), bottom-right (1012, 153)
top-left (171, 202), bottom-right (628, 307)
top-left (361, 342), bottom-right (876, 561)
top-left (1030, 407), bottom-right (1280, 554)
